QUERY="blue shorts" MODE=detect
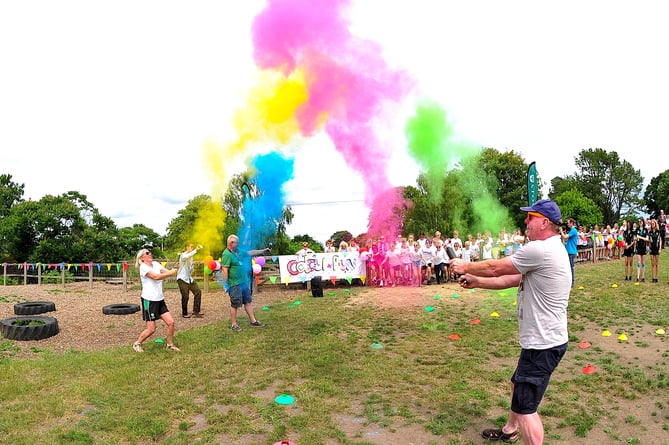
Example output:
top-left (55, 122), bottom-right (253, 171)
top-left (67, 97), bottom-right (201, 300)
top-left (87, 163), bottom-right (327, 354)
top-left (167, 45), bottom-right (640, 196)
top-left (228, 284), bottom-right (252, 308)
top-left (141, 298), bottom-right (169, 322)
top-left (510, 343), bottom-right (567, 414)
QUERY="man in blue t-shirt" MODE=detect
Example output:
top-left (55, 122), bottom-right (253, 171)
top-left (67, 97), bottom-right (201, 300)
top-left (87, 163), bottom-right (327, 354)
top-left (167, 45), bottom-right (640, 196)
top-left (561, 218), bottom-right (578, 287)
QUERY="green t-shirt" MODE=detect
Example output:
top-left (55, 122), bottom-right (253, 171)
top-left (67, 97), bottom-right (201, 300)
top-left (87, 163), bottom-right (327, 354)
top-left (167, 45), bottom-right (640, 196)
top-left (221, 248), bottom-right (247, 287)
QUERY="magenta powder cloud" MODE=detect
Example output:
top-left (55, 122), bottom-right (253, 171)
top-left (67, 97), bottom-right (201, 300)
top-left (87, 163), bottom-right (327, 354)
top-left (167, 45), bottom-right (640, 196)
top-left (252, 0), bottom-right (415, 236)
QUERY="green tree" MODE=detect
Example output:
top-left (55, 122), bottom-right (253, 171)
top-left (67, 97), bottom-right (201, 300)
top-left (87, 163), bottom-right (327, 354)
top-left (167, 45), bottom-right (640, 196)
top-left (549, 174), bottom-right (581, 198)
top-left (118, 224), bottom-right (164, 259)
top-left (2, 194), bottom-right (86, 262)
top-left (329, 230), bottom-right (353, 247)
top-left (164, 194), bottom-right (214, 252)
top-left (553, 189), bottom-right (603, 229)
top-left (477, 148), bottom-right (534, 230)
top-left (0, 174), bottom-right (24, 219)
top-left (289, 234), bottom-right (321, 253)
top-left (568, 148), bottom-right (643, 225)
top-left (643, 170), bottom-right (669, 218)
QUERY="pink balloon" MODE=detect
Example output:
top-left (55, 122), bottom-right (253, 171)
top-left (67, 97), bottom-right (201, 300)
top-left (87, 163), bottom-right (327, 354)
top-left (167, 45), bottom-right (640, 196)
top-left (252, 263), bottom-right (262, 275)
top-left (255, 256), bottom-right (266, 266)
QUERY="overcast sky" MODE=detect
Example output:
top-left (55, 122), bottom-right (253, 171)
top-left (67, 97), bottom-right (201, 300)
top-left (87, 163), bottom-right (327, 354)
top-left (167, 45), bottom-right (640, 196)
top-left (2, 1), bottom-right (667, 243)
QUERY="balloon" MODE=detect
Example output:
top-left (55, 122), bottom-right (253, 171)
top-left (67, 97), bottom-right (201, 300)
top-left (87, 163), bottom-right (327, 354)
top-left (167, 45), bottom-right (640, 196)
top-left (208, 260), bottom-right (217, 271)
top-left (255, 256), bottom-right (266, 266)
top-left (214, 260), bottom-right (221, 271)
top-left (204, 266), bottom-right (212, 275)
top-left (204, 255), bottom-right (213, 262)
top-left (252, 263), bottom-right (262, 275)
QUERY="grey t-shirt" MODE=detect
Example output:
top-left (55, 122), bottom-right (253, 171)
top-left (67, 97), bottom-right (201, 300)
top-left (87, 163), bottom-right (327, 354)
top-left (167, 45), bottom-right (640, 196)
top-left (511, 235), bottom-right (571, 349)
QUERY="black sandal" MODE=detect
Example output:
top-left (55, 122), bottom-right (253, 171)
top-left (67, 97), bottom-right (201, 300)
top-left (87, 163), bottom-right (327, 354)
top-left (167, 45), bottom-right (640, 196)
top-left (481, 427), bottom-right (519, 443)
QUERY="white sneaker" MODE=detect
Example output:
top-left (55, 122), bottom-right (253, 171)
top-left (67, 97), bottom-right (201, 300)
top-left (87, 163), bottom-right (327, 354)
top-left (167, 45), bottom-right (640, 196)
top-left (132, 342), bottom-right (144, 353)
top-left (166, 344), bottom-right (180, 351)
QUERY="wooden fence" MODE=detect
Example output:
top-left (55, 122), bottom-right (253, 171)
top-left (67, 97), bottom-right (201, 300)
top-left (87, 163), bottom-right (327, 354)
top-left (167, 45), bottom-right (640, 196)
top-left (1, 258), bottom-right (285, 293)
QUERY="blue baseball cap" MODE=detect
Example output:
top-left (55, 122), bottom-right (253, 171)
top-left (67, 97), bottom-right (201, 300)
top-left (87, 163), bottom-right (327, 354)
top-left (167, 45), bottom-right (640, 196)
top-left (519, 199), bottom-right (562, 225)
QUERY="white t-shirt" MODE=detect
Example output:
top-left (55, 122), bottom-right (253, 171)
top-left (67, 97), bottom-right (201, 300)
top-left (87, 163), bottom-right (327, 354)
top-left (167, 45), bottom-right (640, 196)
top-left (140, 261), bottom-right (166, 302)
top-left (511, 235), bottom-right (571, 349)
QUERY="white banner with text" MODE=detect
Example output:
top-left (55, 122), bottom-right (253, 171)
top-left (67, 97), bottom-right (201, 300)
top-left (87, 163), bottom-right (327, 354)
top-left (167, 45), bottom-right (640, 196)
top-left (278, 252), bottom-right (365, 284)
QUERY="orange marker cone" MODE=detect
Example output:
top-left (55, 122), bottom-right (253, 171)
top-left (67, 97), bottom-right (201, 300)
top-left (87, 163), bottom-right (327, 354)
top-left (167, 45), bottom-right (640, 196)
top-left (448, 333), bottom-right (460, 340)
top-left (578, 341), bottom-right (591, 349)
top-left (582, 364), bottom-right (596, 374)
top-left (470, 318), bottom-right (481, 325)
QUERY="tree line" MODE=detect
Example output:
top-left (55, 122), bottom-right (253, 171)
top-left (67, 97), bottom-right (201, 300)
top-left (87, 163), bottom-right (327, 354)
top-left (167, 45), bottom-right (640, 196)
top-left (2, 147), bottom-right (667, 263)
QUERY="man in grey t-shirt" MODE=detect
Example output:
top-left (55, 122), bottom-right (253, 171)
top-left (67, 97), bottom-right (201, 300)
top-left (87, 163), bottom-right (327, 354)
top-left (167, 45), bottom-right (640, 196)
top-left (450, 199), bottom-right (571, 445)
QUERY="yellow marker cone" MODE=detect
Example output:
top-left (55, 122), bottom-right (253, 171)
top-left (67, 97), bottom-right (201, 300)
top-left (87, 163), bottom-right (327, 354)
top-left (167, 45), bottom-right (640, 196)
top-left (578, 285), bottom-right (585, 290)
top-left (490, 311), bottom-right (500, 317)
top-left (618, 333), bottom-right (628, 341)
top-left (611, 283), bottom-right (618, 288)
top-left (634, 282), bottom-right (640, 286)
top-left (601, 329), bottom-right (611, 337)
top-left (656, 328), bottom-right (665, 335)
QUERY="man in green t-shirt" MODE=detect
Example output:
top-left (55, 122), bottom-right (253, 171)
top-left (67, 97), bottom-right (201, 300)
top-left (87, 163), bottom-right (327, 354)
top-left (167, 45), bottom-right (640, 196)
top-left (220, 234), bottom-right (265, 332)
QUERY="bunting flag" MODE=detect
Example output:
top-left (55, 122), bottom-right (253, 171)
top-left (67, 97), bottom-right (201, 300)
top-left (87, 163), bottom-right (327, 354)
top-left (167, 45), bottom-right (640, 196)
top-left (360, 275), bottom-right (366, 285)
top-left (284, 276), bottom-right (290, 286)
top-left (269, 276), bottom-right (277, 284)
top-left (346, 276), bottom-right (352, 285)
top-left (330, 276), bottom-right (337, 285)
top-left (161, 262), bottom-right (167, 268)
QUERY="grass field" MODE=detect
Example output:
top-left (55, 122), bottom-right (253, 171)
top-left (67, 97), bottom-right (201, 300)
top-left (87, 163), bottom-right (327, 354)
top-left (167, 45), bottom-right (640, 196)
top-left (1, 254), bottom-right (669, 444)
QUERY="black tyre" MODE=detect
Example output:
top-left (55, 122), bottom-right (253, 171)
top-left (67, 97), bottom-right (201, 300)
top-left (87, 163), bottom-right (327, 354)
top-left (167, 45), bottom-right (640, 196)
top-left (102, 304), bottom-right (141, 315)
top-left (0, 316), bottom-right (59, 341)
top-left (14, 301), bottom-right (56, 315)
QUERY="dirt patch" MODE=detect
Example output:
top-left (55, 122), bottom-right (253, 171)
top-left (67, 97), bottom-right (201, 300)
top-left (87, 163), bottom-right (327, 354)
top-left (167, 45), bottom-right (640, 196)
top-left (0, 281), bottom-right (465, 358)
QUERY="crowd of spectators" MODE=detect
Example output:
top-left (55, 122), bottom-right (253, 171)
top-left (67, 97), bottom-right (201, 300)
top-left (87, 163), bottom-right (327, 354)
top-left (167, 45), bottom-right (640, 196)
top-left (323, 229), bottom-right (528, 287)
top-left (307, 210), bottom-right (667, 288)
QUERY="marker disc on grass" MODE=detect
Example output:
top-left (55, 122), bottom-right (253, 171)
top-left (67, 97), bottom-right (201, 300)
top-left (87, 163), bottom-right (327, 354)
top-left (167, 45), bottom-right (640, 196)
top-left (275, 394), bottom-right (295, 405)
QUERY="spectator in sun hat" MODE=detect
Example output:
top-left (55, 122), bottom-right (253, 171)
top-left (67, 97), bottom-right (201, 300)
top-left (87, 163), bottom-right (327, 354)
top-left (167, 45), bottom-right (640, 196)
top-left (295, 241), bottom-right (315, 258)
